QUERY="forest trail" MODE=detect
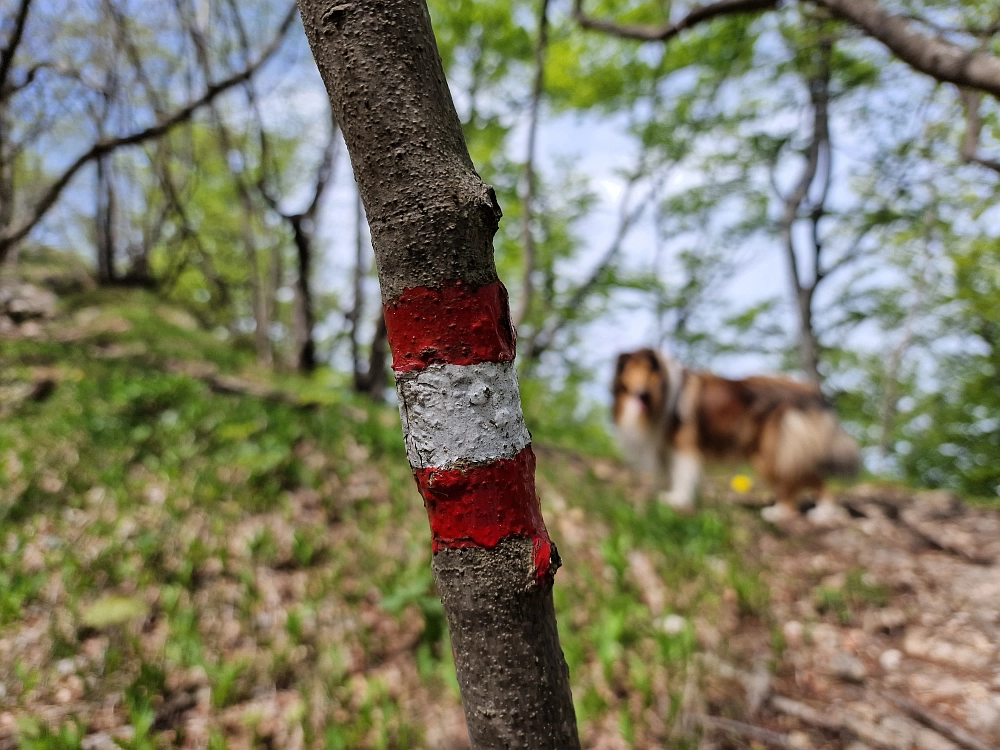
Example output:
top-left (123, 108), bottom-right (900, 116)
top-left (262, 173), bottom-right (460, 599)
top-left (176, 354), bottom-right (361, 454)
top-left (673, 479), bottom-right (1000, 750)
top-left (1, 286), bottom-right (998, 750)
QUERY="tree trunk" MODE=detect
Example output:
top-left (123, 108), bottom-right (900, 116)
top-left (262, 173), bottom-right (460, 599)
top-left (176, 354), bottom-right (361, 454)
top-left (95, 155), bottom-right (117, 284)
top-left (796, 286), bottom-right (821, 386)
top-left (290, 218), bottom-right (317, 373)
top-left (0, 106), bottom-right (14, 276)
top-left (296, 1), bottom-right (581, 747)
top-left (348, 186), bottom-right (367, 387)
top-left (355, 313), bottom-right (388, 401)
top-left (246, 238), bottom-right (273, 368)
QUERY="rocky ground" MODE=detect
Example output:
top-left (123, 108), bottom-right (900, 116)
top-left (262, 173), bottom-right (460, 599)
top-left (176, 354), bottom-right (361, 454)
top-left (690, 483), bottom-right (1000, 750)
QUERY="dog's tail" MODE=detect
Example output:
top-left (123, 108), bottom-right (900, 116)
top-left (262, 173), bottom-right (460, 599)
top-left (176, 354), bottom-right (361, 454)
top-left (774, 408), bottom-right (861, 482)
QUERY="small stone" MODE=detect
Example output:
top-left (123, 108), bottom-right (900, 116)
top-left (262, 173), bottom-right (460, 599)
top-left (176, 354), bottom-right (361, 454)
top-left (830, 651), bottom-right (867, 682)
top-left (783, 620), bottom-right (804, 647)
top-left (663, 614), bottom-right (686, 634)
top-left (788, 731), bottom-right (812, 749)
top-left (65, 674), bottom-right (85, 700)
top-left (57, 658), bottom-right (76, 676)
top-left (55, 686), bottom-right (73, 703)
top-left (880, 649), bottom-right (903, 671)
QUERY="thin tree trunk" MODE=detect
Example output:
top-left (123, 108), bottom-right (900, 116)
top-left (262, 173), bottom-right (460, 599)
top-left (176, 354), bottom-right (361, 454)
top-left (796, 286), bottom-right (820, 385)
top-left (246, 235), bottom-right (272, 368)
top-left (778, 36), bottom-right (831, 387)
top-left (95, 154), bottom-right (117, 284)
top-left (0, 106), bottom-right (14, 277)
top-left (959, 88), bottom-right (1000, 174)
top-left (296, 1), bottom-right (580, 747)
top-left (290, 218), bottom-right (316, 372)
top-left (348, 185), bottom-right (366, 388)
top-left (513, 0), bottom-right (550, 328)
top-left (267, 238), bottom-right (282, 365)
top-left (356, 312), bottom-right (388, 401)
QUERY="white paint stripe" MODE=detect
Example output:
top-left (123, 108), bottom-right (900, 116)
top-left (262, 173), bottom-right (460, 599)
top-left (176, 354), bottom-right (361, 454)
top-left (396, 361), bottom-right (531, 469)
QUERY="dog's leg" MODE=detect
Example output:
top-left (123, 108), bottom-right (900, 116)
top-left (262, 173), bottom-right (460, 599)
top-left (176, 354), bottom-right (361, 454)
top-left (761, 484), bottom-right (799, 523)
top-left (660, 450), bottom-right (701, 510)
top-left (806, 485), bottom-right (849, 527)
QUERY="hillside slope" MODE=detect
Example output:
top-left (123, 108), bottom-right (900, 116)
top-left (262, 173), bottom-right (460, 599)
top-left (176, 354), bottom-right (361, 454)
top-left (1, 287), bottom-right (998, 750)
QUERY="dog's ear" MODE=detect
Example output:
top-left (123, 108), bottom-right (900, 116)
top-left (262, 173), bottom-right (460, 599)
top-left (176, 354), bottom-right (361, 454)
top-left (612, 352), bottom-right (630, 392)
top-left (645, 349), bottom-right (661, 372)
top-left (615, 352), bottom-right (630, 376)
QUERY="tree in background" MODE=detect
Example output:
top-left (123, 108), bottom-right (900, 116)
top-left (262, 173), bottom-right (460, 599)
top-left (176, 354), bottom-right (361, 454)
top-left (0, 0), bottom-right (298, 269)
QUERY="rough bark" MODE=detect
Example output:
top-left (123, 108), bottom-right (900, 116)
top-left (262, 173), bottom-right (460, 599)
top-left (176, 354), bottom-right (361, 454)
top-left (296, 1), bottom-right (580, 746)
top-left (433, 539), bottom-right (577, 748)
top-left (296, 0), bottom-right (500, 303)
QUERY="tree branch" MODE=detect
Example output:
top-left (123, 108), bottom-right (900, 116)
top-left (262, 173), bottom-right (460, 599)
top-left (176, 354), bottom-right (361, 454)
top-left (524, 167), bottom-right (662, 361)
top-left (0, 2), bottom-right (297, 260)
top-left (573, 0), bottom-right (776, 43)
top-left (0, 0), bottom-right (32, 94)
top-left (814, 0), bottom-right (1000, 99)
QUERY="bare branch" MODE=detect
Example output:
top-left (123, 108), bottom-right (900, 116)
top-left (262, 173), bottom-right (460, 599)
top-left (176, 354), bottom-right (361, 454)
top-left (524, 166), bottom-right (663, 361)
top-left (692, 713), bottom-right (795, 749)
top-left (884, 692), bottom-right (998, 750)
top-left (0, 0), bottom-right (32, 93)
top-left (815, 0), bottom-right (1000, 99)
top-left (573, 0), bottom-right (776, 43)
top-left (0, 2), bottom-right (298, 259)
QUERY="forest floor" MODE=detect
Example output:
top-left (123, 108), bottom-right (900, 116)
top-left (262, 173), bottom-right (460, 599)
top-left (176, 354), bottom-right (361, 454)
top-left (0, 277), bottom-right (998, 750)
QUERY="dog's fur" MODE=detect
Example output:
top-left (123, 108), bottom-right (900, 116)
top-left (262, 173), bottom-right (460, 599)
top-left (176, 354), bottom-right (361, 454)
top-left (611, 348), bottom-right (859, 515)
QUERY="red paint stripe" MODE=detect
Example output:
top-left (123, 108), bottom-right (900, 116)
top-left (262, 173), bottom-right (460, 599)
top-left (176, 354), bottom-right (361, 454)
top-left (414, 446), bottom-right (553, 580)
top-left (384, 280), bottom-right (516, 373)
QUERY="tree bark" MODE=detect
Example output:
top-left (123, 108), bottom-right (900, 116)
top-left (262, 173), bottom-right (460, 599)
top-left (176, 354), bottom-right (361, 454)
top-left (296, 1), bottom-right (580, 747)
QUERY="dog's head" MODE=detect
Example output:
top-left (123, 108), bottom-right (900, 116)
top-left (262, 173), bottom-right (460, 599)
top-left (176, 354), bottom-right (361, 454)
top-left (611, 348), bottom-right (667, 429)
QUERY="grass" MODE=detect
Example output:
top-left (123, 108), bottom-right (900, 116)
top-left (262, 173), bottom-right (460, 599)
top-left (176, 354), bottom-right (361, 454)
top-left (0, 288), bottom-right (768, 748)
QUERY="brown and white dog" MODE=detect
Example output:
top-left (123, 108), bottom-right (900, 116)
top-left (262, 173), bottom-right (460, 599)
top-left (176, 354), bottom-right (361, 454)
top-left (611, 348), bottom-right (860, 521)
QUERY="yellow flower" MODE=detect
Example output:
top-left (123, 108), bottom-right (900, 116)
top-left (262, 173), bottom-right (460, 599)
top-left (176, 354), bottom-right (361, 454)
top-left (730, 474), bottom-right (753, 494)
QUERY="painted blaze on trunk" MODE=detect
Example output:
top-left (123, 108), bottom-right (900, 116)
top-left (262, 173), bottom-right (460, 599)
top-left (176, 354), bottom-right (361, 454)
top-left (295, 0), bottom-right (580, 746)
top-left (384, 278), bottom-right (576, 747)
